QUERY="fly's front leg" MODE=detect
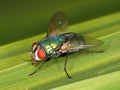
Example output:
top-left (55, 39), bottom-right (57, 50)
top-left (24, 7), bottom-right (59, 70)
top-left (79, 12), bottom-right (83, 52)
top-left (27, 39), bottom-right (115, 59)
top-left (29, 61), bottom-right (45, 76)
top-left (29, 58), bottom-right (50, 76)
top-left (64, 54), bottom-right (71, 79)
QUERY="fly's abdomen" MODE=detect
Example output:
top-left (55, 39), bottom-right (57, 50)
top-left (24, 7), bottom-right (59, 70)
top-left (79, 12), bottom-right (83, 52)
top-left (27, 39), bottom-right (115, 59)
top-left (40, 35), bottom-right (65, 57)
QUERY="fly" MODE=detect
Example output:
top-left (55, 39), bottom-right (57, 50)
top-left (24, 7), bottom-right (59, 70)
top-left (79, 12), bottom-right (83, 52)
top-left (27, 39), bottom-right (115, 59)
top-left (28, 11), bottom-right (103, 79)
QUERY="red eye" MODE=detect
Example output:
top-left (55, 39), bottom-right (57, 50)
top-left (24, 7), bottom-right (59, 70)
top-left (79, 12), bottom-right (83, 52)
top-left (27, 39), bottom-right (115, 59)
top-left (37, 48), bottom-right (46, 60)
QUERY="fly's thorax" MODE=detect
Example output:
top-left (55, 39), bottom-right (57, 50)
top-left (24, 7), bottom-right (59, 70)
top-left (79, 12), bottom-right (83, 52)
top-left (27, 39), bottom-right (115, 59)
top-left (39, 35), bottom-right (65, 57)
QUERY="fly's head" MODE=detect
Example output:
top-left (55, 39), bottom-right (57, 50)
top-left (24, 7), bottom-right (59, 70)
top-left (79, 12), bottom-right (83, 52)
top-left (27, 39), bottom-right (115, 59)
top-left (31, 42), bottom-right (46, 65)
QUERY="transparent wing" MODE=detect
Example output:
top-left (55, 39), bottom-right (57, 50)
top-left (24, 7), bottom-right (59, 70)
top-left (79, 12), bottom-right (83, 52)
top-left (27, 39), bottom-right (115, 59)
top-left (47, 11), bottom-right (68, 37)
top-left (60, 34), bottom-right (103, 53)
top-left (83, 35), bottom-right (103, 48)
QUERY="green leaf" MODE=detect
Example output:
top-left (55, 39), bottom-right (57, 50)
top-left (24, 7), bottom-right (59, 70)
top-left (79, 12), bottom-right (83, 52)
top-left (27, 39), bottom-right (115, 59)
top-left (51, 71), bottom-right (120, 90)
top-left (0, 11), bottom-right (120, 90)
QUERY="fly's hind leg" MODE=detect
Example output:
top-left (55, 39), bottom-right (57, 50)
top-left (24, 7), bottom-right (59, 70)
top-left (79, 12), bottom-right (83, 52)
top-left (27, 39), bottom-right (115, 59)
top-left (64, 54), bottom-right (71, 79)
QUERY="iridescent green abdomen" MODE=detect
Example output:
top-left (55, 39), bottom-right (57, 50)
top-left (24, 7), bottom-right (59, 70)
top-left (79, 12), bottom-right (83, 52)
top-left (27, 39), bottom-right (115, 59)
top-left (39, 35), bottom-right (65, 57)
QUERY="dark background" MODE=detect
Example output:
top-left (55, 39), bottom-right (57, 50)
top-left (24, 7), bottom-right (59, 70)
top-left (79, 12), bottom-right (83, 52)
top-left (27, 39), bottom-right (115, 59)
top-left (0, 0), bottom-right (120, 45)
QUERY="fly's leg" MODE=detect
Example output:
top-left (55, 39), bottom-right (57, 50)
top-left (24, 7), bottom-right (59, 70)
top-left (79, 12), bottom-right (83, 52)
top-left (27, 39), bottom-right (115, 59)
top-left (64, 54), bottom-right (71, 79)
top-left (29, 58), bottom-right (50, 76)
top-left (29, 61), bottom-right (45, 76)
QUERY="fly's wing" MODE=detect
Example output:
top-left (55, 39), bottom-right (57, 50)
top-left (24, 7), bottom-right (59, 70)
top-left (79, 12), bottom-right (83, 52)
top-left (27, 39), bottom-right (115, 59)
top-left (60, 34), bottom-right (103, 53)
top-left (82, 36), bottom-right (103, 48)
top-left (47, 11), bottom-right (68, 37)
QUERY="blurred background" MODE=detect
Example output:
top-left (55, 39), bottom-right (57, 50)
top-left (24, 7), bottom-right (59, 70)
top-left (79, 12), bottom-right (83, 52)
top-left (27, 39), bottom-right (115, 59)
top-left (0, 0), bottom-right (120, 45)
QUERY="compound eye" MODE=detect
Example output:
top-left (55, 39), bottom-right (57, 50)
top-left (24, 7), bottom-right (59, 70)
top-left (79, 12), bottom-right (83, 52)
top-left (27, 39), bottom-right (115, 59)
top-left (32, 42), bottom-right (38, 51)
top-left (37, 48), bottom-right (46, 60)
